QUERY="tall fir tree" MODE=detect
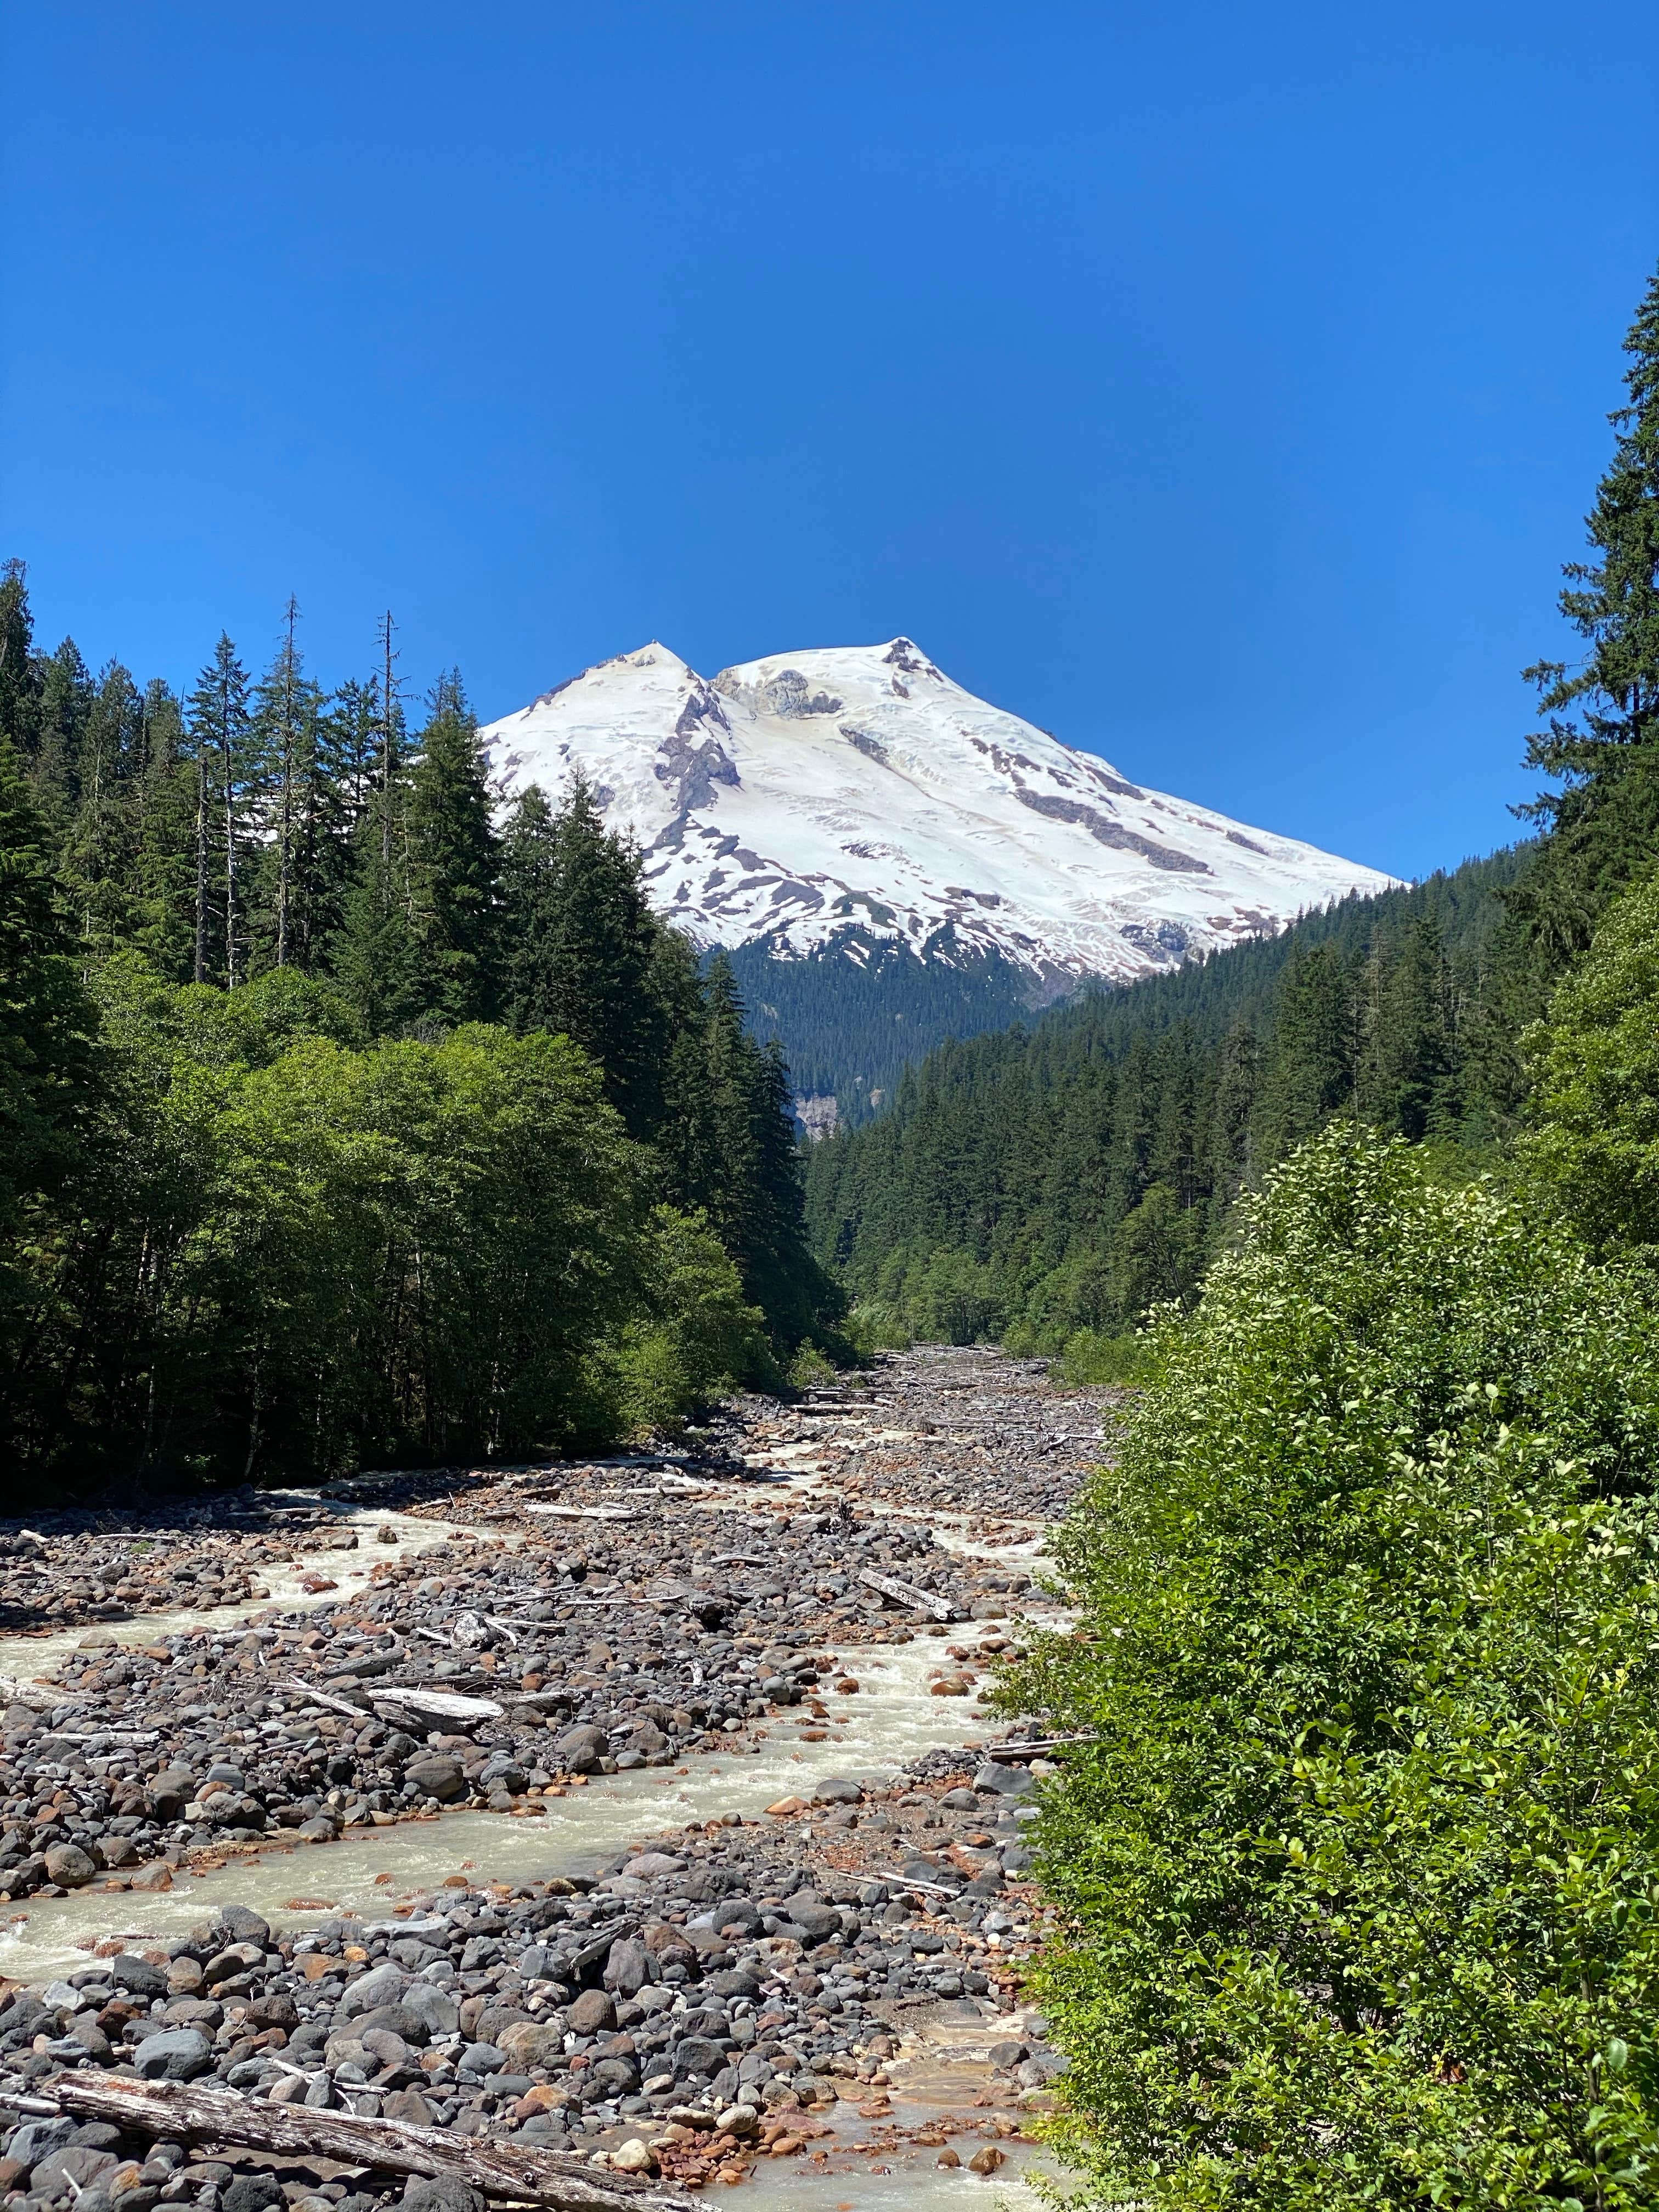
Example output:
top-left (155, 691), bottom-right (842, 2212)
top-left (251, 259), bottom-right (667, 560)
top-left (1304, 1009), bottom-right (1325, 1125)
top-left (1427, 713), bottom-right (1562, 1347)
top-left (0, 730), bottom-right (98, 1330)
top-left (334, 647), bottom-right (424, 1035)
top-left (0, 562), bottom-right (38, 767)
top-left (129, 681), bottom-right (199, 982)
top-left (404, 669), bottom-right (499, 1026)
top-left (185, 635), bottom-right (253, 987)
top-left (1511, 261), bottom-right (1659, 957)
top-left (32, 637), bottom-right (92, 843)
top-left (499, 775), bottom-right (669, 1139)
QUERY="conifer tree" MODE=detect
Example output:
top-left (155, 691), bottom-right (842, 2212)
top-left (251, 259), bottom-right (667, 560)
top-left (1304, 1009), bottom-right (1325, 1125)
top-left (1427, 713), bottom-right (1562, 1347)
top-left (404, 670), bottom-right (499, 1025)
top-left (0, 562), bottom-right (38, 765)
top-left (129, 681), bottom-right (200, 981)
top-left (60, 661), bottom-right (144, 958)
top-left (1513, 261), bottom-right (1659, 955)
top-left (1252, 944), bottom-right (1355, 1159)
top-left (186, 636), bottom-right (253, 986)
top-left (0, 731), bottom-right (97, 1329)
top-left (333, 655), bottom-right (424, 1035)
top-left (249, 602), bottom-right (345, 973)
top-left (32, 637), bottom-right (92, 843)
top-left (499, 775), bottom-right (669, 1138)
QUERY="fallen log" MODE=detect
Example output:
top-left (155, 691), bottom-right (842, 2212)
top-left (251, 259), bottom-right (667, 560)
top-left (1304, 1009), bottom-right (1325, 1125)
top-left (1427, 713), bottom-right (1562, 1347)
top-left (370, 1684), bottom-right (504, 1724)
top-left (856, 1567), bottom-right (960, 1621)
top-left (282, 1680), bottom-right (370, 1720)
top-left (982, 1735), bottom-right (1094, 1760)
top-left (284, 1677), bottom-right (504, 1727)
top-left (44, 2072), bottom-right (681, 2211)
top-left (524, 1505), bottom-right (641, 1523)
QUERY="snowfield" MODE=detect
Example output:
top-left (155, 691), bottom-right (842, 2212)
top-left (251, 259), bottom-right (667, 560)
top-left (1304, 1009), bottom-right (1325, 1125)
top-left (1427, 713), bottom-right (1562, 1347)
top-left (479, 636), bottom-right (1397, 984)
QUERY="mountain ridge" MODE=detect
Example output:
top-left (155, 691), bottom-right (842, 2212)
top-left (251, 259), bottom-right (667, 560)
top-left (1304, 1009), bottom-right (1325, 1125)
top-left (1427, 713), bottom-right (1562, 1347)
top-left (479, 636), bottom-right (1397, 990)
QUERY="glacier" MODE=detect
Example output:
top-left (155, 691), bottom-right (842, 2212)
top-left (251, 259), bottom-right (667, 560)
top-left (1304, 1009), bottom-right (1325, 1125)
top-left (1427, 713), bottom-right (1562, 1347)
top-left (478, 636), bottom-right (1397, 988)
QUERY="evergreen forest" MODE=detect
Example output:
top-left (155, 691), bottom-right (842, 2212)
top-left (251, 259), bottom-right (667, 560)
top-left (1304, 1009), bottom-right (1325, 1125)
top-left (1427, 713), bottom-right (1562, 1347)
top-left (0, 589), bottom-right (841, 1492)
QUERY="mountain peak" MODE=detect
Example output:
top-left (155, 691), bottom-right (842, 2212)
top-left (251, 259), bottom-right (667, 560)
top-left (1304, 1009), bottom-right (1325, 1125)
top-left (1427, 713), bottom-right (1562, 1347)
top-left (481, 637), bottom-right (1396, 984)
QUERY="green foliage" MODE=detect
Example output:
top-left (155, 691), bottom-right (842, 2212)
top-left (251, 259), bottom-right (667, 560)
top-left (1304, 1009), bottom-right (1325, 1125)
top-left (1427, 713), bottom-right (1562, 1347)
top-left (1004, 1131), bottom-right (1659, 2209)
top-left (1510, 263), bottom-right (1659, 963)
top-left (403, 671), bottom-right (499, 1026)
top-left (0, 735), bottom-right (99, 1335)
top-left (1524, 864), bottom-right (1659, 1256)
top-left (5, 969), bottom-right (652, 1482)
top-left (0, 571), bottom-right (838, 1490)
top-left (601, 1206), bottom-right (780, 1432)
top-left (1043, 1326), bottom-right (1150, 1386)
top-left (808, 851), bottom-right (1523, 1346)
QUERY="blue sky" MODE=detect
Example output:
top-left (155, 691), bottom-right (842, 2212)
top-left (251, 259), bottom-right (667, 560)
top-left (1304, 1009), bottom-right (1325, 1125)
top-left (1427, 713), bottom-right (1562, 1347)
top-left (4, 2), bottom-right (1655, 881)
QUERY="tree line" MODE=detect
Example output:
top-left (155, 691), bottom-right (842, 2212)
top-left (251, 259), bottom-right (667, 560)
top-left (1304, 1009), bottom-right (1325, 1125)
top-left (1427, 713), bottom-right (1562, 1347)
top-left (0, 579), bottom-right (839, 1491)
top-left (805, 849), bottom-right (1527, 1354)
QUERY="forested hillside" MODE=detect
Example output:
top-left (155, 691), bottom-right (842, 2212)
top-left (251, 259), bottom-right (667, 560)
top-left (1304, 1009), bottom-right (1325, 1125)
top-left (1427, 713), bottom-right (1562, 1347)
top-left (726, 932), bottom-right (1047, 1128)
top-left (0, 582), bottom-right (840, 1492)
top-left (805, 845), bottom-right (1531, 1351)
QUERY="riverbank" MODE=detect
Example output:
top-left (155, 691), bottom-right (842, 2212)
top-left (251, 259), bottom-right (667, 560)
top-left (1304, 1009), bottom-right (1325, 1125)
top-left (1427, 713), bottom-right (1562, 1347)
top-left (0, 1351), bottom-right (1113, 2207)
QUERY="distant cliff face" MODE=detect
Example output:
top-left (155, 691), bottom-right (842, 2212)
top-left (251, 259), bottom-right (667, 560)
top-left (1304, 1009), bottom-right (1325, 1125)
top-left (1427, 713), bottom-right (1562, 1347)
top-left (480, 636), bottom-right (1395, 985)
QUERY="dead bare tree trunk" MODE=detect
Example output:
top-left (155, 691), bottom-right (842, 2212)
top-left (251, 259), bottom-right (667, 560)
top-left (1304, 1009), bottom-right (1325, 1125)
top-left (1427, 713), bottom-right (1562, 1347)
top-left (44, 2074), bottom-right (681, 2212)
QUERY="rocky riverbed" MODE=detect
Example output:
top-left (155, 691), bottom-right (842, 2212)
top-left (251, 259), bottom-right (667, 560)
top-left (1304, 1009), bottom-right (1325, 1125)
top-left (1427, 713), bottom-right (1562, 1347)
top-left (0, 1350), bottom-right (1114, 2208)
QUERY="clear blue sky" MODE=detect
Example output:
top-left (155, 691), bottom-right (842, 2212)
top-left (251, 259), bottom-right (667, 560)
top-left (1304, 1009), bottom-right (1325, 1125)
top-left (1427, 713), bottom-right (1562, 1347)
top-left (4, 2), bottom-right (1655, 881)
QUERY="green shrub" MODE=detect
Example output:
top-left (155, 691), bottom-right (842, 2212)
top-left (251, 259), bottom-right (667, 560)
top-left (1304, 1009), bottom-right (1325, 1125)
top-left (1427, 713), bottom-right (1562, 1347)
top-left (842, 1302), bottom-right (912, 1354)
top-left (1053, 1327), bottom-right (1152, 1386)
top-left (1526, 864), bottom-right (1659, 1257)
top-left (1003, 1127), bottom-right (1659, 2210)
top-left (603, 1205), bottom-right (778, 1431)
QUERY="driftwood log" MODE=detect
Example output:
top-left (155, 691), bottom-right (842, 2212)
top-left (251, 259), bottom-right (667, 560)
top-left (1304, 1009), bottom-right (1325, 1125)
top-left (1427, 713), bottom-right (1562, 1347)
top-left (855, 1567), bottom-right (960, 1621)
top-left (284, 1678), bottom-right (505, 1728)
top-left (45, 2073), bottom-right (682, 2212)
top-left (524, 1506), bottom-right (640, 1525)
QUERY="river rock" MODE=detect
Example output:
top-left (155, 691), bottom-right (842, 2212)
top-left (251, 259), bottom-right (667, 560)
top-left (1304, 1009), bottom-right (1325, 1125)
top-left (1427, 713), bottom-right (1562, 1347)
top-left (132, 2028), bottom-right (213, 2080)
top-left (565, 1987), bottom-right (614, 2035)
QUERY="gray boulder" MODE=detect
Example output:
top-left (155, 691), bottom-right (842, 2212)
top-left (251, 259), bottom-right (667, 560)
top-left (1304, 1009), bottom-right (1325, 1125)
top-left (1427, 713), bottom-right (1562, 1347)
top-left (4, 2118), bottom-right (75, 2172)
top-left (132, 2028), bottom-right (213, 2081)
top-left (403, 2180), bottom-right (482, 2212)
top-left (552, 1725), bottom-right (608, 1774)
top-left (397, 1982), bottom-right (459, 2036)
top-left (602, 1937), bottom-right (653, 1994)
top-left (338, 1963), bottom-right (409, 2018)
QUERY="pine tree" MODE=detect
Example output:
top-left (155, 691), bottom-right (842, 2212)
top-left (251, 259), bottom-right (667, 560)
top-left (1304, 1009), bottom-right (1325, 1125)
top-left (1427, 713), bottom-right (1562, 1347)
top-left (333, 642), bottom-right (423, 1036)
top-left (404, 670), bottom-right (499, 1026)
top-left (253, 597), bottom-right (306, 968)
top-left (129, 681), bottom-right (200, 981)
top-left (32, 637), bottom-right (92, 843)
top-left (1512, 262), bottom-right (1659, 956)
top-left (1252, 944), bottom-right (1356, 1159)
top-left (499, 775), bottom-right (669, 1138)
top-left (0, 731), bottom-right (97, 1324)
top-left (61, 661), bottom-right (144, 958)
top-left (0, 562), bottom-right (38, 765)
top-left (249, 601), bottom-right (347, 974)
top-left (186, 636), bottom-right (253, 986)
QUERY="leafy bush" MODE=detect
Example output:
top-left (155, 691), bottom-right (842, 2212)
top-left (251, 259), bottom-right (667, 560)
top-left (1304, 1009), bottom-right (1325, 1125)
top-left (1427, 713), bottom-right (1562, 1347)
top-left (1051, 1327), bottom-right (1151, 1387)
top-left (1526, 864), bottom-right (1659, 1257)
top-left (602, 1206), bottom-right (778, 1431)
top-left (1003, 1128), bottom-right (1659, 2210)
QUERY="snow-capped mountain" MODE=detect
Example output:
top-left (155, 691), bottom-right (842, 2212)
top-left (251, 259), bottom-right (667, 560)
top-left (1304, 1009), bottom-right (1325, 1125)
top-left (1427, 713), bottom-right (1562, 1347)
top-left (479, 637), bottom-right (1395, 986)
